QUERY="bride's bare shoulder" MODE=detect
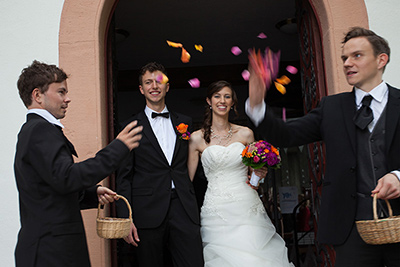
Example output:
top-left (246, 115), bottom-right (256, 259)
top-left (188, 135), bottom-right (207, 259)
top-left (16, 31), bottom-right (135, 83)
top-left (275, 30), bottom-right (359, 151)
top-left (190, 129), bottom-right (204, 145)
top-left (232, 124), bottom-right (254, 144)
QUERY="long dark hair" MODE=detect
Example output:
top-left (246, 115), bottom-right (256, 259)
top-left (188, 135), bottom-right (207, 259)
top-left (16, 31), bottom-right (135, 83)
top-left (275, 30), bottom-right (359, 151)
top-left (203, 80), bottom-right (239, 143)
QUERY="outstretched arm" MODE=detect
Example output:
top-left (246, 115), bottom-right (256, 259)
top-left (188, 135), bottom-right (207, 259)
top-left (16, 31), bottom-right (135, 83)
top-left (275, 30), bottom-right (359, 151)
top-left (248, 64), bottom-right (267, 109)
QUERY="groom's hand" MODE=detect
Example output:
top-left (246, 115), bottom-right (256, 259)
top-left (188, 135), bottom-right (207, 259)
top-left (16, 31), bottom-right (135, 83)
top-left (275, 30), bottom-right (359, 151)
top-left (123, 222), bottom-right (140, 247)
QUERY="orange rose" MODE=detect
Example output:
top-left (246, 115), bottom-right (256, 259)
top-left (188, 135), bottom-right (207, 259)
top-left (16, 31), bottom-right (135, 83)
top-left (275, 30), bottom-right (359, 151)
top-left (176, 123), bottom-right (188, 134)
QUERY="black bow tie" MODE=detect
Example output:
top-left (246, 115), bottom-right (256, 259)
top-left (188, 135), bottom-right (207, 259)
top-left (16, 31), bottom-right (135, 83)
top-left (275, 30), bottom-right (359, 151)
top-left (152, 112), bottom-right (170, 119)
top-left (353, 95), bottom-right (374, 130)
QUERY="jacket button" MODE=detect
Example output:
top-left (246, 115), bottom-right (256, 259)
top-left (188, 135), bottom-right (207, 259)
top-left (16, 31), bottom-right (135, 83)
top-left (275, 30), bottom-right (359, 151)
top-left (350, 167), bottom-right (356, 173)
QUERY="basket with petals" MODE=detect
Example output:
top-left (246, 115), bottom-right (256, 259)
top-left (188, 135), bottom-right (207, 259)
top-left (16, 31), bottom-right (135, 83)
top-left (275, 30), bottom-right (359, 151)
top-left (356, 194), bottom-right (400, 245)
top-left (96, 194), bottom-right (132, 239)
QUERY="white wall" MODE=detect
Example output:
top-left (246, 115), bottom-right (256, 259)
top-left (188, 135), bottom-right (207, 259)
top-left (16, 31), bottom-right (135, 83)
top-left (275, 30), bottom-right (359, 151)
top-left (1, 0), bottom-right (400, 265)
top-left (0, 1), bottom-right (64, 265)
top-left (365, 0), bottom-right (400, 86)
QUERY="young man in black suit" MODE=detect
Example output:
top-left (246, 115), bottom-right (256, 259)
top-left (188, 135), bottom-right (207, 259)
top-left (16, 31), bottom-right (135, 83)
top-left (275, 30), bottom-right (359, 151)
top-left (116, 62), bottom-right (204, 267)
top-left (247, 27), bottom-right (400, 266)
top-left (14, 60), bottom-right (142, 267)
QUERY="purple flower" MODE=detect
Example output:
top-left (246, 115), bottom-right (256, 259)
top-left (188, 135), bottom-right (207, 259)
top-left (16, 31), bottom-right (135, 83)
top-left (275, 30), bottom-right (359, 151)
top-left (266, 153), bottom-right (278, 166)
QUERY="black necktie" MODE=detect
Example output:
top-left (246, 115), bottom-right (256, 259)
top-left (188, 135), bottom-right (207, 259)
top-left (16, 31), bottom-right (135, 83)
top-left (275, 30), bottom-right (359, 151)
top-left (152, 112), bottom-right (169, 119)
top-left (353, 95), bottom-right (373, 130)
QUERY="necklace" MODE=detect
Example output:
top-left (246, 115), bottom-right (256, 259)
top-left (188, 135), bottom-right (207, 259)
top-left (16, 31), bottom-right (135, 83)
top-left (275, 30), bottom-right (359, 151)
top-left (210, 124), bottom-right (233, 146)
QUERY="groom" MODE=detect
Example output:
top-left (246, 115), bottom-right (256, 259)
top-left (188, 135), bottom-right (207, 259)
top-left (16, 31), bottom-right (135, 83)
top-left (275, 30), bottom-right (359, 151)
top-left (116, 62), bottom-right (204, 266)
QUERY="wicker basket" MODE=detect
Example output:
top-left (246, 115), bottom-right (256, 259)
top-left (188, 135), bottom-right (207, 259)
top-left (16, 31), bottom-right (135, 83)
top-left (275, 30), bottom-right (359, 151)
top-left (356, 194), bottom-right (400, 245)
top-left (96, 194), bottom-right (132, 239)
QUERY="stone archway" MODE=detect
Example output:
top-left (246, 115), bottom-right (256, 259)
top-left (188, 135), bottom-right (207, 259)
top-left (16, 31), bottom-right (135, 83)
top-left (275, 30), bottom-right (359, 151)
top-left (58, 0), bottom-right (368, 266)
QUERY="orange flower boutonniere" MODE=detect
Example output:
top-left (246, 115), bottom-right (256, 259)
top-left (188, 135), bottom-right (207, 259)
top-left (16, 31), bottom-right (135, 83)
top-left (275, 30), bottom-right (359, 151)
top-left (176, 123), bottom-right (191, 140)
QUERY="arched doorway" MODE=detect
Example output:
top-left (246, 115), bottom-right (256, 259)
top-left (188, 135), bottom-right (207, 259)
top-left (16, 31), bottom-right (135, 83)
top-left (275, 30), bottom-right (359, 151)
top-left (59, 0), bottom-right (368, 266)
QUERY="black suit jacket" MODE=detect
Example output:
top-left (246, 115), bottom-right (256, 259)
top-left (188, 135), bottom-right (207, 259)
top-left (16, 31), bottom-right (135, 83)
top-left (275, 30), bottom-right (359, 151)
top-left (14, 114), bottom-right (130, 267)
top-left (116, 110), bottom-right (199, 228)
top-left (254, 84), bottom-right (400, 245)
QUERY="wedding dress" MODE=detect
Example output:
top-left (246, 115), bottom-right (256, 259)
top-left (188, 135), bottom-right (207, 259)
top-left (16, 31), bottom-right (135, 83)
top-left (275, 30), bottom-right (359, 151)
top-left (200, 142), bottom-right (294, 267)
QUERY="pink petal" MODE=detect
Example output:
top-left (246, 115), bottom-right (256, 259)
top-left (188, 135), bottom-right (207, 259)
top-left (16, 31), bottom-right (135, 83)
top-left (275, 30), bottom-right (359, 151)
top-left (257, 32), bottom-right (267, 39)
top-left (188, 78), bottom-right (200, 88)
top-left (231, 46), bottom-right (242, 56)
top-left (286, 65), bottom-right (298, 74)
top-left (241, 70), bottom-right (250, 81)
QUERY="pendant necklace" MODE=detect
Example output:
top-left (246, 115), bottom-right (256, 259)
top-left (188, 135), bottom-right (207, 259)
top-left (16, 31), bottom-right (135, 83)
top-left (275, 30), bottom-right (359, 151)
top-left (211, 124), bottom-right (233, 146)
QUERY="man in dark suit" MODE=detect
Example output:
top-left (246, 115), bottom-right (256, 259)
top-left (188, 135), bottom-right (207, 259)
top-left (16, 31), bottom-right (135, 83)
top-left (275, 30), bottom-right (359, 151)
top-left (116, 62), bottom-right (204, 267)
top-left (247, 27), bottom-right (400, 266)
top-left (14, 60), bottom-right (142, 267)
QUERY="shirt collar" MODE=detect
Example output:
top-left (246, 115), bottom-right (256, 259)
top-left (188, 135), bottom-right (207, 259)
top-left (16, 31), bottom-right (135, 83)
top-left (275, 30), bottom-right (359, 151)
top-left (355, 81), bottom-right (388, 106)
top-left (144, 105), bottom-right (169, 120)
top-left (27, 109), bottom-right (64, 128)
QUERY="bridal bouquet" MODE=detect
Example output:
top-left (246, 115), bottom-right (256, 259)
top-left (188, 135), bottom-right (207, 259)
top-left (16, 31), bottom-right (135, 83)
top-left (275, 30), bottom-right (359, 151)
top-left (241, 140), bottom-right (281, 186)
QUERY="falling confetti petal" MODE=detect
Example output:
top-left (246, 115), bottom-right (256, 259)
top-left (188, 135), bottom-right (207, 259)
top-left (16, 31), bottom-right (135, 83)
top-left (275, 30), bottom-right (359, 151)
top-left (188, 78), bottom-right (200, 88)
top-left (248, 47), bottom-right (281, 89)
top-left (195, 44), bottom-right (203, 52)
top-left (181, 47), bottom-right (191, 63)
top-left (231, 46), bottom-right (242, 56)
top-left (286, 65), bottom-right (298, 74)
top-left (274, 81), bottom-right (286, 94)
top-left (241, 70), bottom-right (250, 81)
top-left (257, 32), bottom-right (267, 39)
top-left (276, 75), bottom-right (291, 85)
top-left (282, 107), bottom-right (287, 122)
top-left (166, 40), bottom-right (183, 48)
top-left (156, 73), bottom-right (169, 84)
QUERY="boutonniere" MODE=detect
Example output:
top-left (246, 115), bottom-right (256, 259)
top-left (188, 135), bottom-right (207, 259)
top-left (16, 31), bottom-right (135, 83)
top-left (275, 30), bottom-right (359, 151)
top-left (176, 123), bottom-right (191, 140)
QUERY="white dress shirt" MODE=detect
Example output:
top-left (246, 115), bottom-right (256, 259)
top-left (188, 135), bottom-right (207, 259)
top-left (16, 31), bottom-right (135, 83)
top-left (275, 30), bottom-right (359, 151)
top-left (27, 108), bottom-right (64, 128)
top-left (144, 106), bottom-right (176, 187)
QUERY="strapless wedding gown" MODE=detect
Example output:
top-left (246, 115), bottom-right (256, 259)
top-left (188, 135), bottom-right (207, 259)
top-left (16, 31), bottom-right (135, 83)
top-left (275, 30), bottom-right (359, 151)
top-left (200, 142), bottom-right (293, 267)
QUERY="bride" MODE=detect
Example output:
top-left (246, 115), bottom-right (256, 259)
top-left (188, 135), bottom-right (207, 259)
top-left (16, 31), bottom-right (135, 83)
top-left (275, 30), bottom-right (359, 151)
top-left (188, 80), bottom-right (293, 266)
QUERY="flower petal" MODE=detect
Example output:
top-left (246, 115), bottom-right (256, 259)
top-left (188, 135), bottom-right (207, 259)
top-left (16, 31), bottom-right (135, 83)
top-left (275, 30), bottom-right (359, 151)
top-left (274, 81), bottom-right (287, 94)
top-left (286, 65), bottom-right (298, 74)
top-left (241, 70), bottom-right (250, 81)
top-left (195, 44), bottom-right (203, 52)
top-left (188, 78), bottom-right (200, 88)
top-left (257, 32), bottom-right (267, 39)
top-left (276, 75), bottom-right (291, 85)
top-left (181, 47), bottom-right (191, 63)
top-left (231, 46), bottom-right (242, 56)
top-left (166, 40), bottom-right (183, 48)
top-left (156, 73), bottom-right (169, 84)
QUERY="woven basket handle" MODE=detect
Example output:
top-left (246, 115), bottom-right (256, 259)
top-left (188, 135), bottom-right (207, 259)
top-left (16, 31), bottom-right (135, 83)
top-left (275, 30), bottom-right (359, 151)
top-left (372, 193), bottom-right (393, 220)
top-left (97, 194), bottom-right (132, 221)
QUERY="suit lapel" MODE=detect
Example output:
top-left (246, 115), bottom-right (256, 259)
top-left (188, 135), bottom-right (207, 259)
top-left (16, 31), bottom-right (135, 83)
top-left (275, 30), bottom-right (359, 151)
top-left (169, 111), bottom-right (181, 164)
top-left (137, 111), bottom-right (167, 161)
top-left (385, 85), bottom-right (400, 154)
top-left (341, 90), bottom-right (357, 154)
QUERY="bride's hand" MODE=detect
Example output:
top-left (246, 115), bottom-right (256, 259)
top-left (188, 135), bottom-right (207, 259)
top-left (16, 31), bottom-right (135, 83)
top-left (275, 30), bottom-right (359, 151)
top-left (254, 166), bottom-right (268, 178)
top-left (246, 179), bottom-right (259, 190)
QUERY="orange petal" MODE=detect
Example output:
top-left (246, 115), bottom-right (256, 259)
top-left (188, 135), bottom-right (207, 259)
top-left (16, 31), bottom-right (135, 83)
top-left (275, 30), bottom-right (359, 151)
top-left (274, 82), bottom-right (286, 94)
top-left (181, 47), bottom-right (191, 63)
top-left (195, 44), bottom-right (203, 52)
top-left (276, 75), bottom-right (291, 85)
top-left (166, 40), bottom-right (183, 48)
top-left (156, 73), bottom-right (169, 84)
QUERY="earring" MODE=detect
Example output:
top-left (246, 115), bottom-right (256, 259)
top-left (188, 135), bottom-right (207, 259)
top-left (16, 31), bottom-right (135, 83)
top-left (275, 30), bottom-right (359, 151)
top-left (209, 106), bottom-right (212, 109)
